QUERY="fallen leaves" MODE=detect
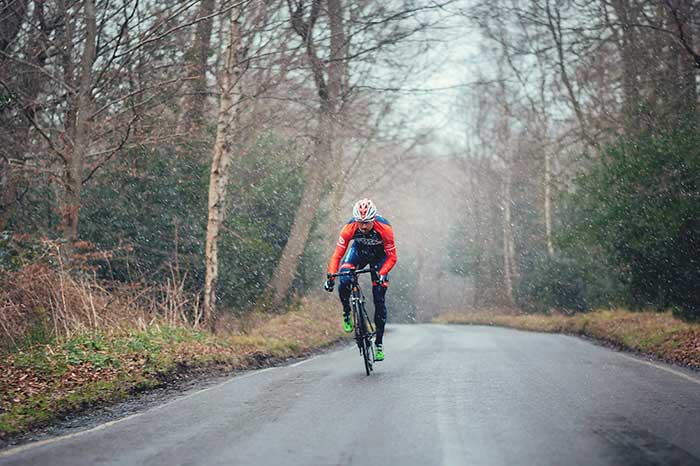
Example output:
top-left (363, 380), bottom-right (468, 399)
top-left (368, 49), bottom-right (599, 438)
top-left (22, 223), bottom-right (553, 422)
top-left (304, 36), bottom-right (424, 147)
top-left (0, 299), bottom-right (345, 437)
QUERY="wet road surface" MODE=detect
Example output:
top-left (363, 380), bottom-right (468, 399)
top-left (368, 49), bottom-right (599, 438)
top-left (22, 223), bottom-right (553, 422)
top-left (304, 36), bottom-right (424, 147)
top-left (1, 324), bottom-right (699, 465)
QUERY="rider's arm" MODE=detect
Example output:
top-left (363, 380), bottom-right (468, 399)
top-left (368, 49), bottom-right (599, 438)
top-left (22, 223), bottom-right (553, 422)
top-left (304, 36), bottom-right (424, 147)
top-left (327, 223), bottom-right (357, 275)
top-left (374, 220), bottom-right (397, 276)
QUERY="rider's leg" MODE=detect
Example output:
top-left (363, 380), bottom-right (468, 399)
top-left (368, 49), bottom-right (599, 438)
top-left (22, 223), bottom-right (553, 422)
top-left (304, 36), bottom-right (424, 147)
top-left (337, 247), bottom-right (363, 330)
top-left (337, 268), bottom-right (354, 315)
top-left (370, 256), bottom-right (389, 346)
top-left (372, 282), bottom-right (388, 345)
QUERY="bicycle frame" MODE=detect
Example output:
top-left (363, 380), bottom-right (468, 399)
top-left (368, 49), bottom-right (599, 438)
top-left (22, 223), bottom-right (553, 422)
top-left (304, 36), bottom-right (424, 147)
top-left (331, 268), bottom-right (376, 375)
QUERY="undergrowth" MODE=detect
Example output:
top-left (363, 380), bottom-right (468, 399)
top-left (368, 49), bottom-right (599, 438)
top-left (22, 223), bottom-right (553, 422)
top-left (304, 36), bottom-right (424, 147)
top-left (434, 309), bottom-right (700, 369)
top-left (0, 297), bottom-right (344, 438)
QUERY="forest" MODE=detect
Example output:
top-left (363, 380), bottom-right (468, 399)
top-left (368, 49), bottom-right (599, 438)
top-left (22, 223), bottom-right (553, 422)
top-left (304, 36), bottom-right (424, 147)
top-left (1, 0), bottom-right (699, 347)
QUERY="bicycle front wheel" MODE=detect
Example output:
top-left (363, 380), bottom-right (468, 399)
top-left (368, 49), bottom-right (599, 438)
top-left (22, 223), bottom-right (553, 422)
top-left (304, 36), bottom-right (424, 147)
top-left (364, 336), bottom-right (374, 375)
top-left (357, 303), bottom-right (373, 376)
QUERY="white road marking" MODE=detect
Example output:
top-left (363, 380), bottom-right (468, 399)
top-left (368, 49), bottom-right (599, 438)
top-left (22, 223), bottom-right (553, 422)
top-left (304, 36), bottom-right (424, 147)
top-left (617, 353), bottom-right (700, 386)
top-left (0, 366), bottom-right (278, 459)
top-left (289, 356), bottom-right (317, 368)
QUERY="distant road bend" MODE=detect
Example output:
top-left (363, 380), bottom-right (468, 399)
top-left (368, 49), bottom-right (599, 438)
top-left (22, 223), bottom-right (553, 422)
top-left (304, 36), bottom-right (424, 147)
top-left (1, 324), bottom-right (699, 466)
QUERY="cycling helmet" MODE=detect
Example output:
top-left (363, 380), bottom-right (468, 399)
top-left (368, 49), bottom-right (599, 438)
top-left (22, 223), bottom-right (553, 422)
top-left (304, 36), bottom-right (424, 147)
top-left (352, 198), bottom-right (377, 222)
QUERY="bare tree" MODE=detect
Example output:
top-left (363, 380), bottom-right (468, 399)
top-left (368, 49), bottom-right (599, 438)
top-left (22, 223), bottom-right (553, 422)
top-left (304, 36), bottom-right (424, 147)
top-left (203, 2), bottom-right (245, 329)
top-left (60, 0), bottom-right (97, 242)
top-left (177, 0), bottom-right (218, 135)
top-left (268, 0), bottom-right (453, 307)
top-left (268, 0), bottom-right (340, 309)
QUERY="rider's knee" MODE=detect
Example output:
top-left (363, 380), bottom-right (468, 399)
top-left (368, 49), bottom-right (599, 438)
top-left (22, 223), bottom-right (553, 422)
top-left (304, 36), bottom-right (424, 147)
top-left (372, 284), bottom-right (386, 303)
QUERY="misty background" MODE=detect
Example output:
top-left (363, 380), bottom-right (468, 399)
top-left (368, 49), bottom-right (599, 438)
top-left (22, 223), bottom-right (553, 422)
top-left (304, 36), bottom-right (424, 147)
top-left (1, 0), bottom-right (699, 334)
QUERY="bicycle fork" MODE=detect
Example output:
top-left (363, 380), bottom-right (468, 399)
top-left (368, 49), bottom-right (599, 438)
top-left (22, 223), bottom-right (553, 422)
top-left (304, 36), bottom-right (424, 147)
top-left (351, 288), bottom-right (365, 349)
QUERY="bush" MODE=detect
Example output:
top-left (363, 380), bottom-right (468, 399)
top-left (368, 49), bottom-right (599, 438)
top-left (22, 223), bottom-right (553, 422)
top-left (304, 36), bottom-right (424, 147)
top-left (516, 252), bottom-right (625, 313)
top-left (562, 121), bottom-right (700, 318)
top-left (80, 136), bottom-right (308, 311)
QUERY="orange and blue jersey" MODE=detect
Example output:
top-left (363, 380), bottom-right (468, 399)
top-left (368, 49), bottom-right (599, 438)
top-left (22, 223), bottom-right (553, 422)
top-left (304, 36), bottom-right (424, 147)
top-left (327, 215), bottom-right (397, 277)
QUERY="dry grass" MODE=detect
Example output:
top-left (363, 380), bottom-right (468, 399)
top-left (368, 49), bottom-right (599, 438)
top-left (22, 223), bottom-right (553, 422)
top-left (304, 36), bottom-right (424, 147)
top-left (434, 309), bottom-right (700, 369)
top-left (0, 296), bottom-right (345, 437)
top-left (0, 263), bottom-right (200, 352)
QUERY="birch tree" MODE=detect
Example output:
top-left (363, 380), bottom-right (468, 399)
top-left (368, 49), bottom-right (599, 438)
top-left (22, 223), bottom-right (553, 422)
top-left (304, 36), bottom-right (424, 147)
top-left (203, 2), bottom-right (244, 329)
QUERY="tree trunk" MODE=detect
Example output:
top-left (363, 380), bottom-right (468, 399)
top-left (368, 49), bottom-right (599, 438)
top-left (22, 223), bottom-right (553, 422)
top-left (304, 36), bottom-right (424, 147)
top-left (501, 165), bottom-right (515, 306)
top-left (496, 80), bottom-right (516, 306)
top-left (324, 0), bottom-right (348, 245)
top-left (467, 161), bottom-right (484, 307)
top-left (177, 0), bottom-right (217, 136)
top-left (270, 108), bottom-right (332, 308)
top-left (62, 0), bottom-right (96, 243)
top-left (1, 0), bottom-right (51, 231)
top-left (0, 161), bottom-right (16, 231)
top-left (544, 144), bottom-right (554, 257)
top-left (269, 0), bottom-right (344, 308)
top-left (611, 0), bottom-right (642, 134)
top-left (0, 0), bottom-right (28, 54)
top-left (666, 1), bottom-right (697, 120)
top-left (203, 4), bottom-right (242, 330)
top-left (544, 0), bottom-right (594, 148)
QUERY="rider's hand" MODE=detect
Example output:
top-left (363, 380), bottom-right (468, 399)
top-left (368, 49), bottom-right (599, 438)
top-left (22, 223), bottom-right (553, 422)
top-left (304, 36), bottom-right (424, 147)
top-left (377, 275), bottom-right (388, 287)
top-left (324, 274), bottom-right (335, 292)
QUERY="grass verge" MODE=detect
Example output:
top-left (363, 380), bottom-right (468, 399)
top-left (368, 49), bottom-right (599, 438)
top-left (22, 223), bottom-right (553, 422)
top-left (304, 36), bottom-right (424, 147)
top-left (0, 297), bottom-right (345, 439)
top-left (434, 309), bottom-right (700, 369)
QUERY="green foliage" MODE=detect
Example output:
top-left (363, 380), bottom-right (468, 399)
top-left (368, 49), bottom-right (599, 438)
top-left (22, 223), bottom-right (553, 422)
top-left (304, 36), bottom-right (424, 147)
top-left (62, 334), bottom-right (120, 369)
top-left (562, 122), bottom-right (700, 318)
top-left (218, 136), bottom-right (306, 308)
top-left (79, 135), bottom-right (306, 311)
top-left (0, 233), bottom-right (58, 272)
top-left (5, 177), bottom-right (60, 234)
top-left (515, 251), bottom-right (625, 312)
top-left (80, 146), bottom-right (208, 284)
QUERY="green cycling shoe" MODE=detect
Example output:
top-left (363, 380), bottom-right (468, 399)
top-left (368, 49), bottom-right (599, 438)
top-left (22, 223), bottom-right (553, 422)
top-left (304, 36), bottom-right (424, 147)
top-left (342, 313), bottom-right (353, 333)
top-left (374, 343), bottom-right (384, 361)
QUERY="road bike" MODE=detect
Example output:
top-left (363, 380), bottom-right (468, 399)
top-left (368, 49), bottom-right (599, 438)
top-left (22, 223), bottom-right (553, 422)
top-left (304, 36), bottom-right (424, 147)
top-left (330, 268), bottom-right (376, 376)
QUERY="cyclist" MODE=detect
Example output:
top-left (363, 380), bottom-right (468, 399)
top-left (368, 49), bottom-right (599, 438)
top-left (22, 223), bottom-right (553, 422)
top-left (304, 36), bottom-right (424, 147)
top-left (324, 198), bottom-right (397, 361)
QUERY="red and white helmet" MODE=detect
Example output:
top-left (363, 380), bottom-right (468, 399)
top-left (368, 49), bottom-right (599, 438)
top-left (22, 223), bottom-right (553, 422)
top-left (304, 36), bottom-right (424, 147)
top-left (352, 198), bottom-right (377, 222)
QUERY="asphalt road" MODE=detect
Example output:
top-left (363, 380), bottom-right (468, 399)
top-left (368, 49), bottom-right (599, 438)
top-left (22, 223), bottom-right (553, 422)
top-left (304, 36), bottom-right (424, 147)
top-left (2, 324), bottom-right (699, 466)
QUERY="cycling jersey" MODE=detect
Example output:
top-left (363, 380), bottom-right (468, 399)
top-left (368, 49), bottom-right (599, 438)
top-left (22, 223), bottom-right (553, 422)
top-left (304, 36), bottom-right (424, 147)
top-left (327, 215), bottom-right (397, 276)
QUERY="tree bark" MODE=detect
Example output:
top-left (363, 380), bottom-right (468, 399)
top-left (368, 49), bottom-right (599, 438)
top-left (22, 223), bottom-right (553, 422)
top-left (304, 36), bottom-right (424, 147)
top-left (270, 107), bottom-right (332, 308)
top-left (177, 0), bottom-right (217, 136)
top-left (665, 0), bottom-right (697, 120)
top-left (269, 0), bottom-right (343, 309)
top-left (610, 0), bottom-right (642, 134)
top-left (544, 0), bottom-right (595, 148)
top-left (1, 0), bottom-right (53, 231)
top-left (203, 3), bottom-right (242, 330)
top-left (61, 0), bottom-right (96, 243)
top-left (0, 0), bottom-right (28, 55)
top-left (501, 164), bottom-right (516, 306)
top-left (544, 142), bottom-right (554, 257)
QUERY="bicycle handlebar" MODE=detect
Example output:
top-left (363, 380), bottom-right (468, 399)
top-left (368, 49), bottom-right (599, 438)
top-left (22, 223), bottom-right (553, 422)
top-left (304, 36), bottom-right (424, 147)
top-left (329, 268), bottom-right (373, 278)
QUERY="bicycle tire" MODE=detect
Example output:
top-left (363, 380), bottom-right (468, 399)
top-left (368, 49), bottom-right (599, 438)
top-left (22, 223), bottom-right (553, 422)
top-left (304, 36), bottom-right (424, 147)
top-left (365, 335), bottom-right (374, 373)
top-left (357, 302), bottom-right (373, 376)
top-left (352, 308), bottom-right (362, 352)
top-left (363, 304), bottom-right (375, 373)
